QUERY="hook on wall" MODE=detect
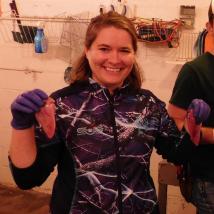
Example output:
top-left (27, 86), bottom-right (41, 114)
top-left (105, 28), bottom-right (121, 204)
top-left (109, 1), bottom-right (127, 16)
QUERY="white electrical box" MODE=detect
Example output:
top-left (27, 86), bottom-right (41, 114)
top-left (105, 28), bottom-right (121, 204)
top-left (180, 5), bottom-right (196, 29)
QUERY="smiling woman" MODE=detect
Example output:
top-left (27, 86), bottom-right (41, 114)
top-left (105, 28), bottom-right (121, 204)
top-left (8, 11), bottom-right (208, 214)
top-left (70, 10), bottom-right (141, 91)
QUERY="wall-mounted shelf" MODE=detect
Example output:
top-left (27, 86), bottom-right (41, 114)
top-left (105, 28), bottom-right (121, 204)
top-left (166, 31), bottom-right (199, 64)
top-left (0, 15), bottom-right (89, 45)
top-left (0, 14), bottom-right (90, 66)
top-left (0, 15), bottom-right (199, 67)
top-left (0, 15), bottom-right (90, 74)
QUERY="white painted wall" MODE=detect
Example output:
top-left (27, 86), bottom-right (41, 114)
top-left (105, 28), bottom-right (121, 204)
top-left (0, 0), bottom-right (211, 213)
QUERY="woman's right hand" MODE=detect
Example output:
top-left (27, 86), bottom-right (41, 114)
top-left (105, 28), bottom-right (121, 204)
top-left (11, 89), bottom-right (48, 130)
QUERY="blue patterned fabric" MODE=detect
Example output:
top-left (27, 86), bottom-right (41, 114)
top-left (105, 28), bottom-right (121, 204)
top-left (50, 80), bottom-right (181, 213)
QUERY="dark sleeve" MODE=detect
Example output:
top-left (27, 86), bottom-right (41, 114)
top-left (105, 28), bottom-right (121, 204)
top-left (169, 63), bottom-right (200, 109)
top-left (155, 132), bottom-right (196, 165)
top-left (9, 130), bottom-right (62, 190)
top-left (154, 103), bottom-right (196, 165)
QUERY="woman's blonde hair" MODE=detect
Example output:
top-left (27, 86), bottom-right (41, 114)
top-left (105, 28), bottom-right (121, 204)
top-left (70, 11), bottom-right (143, 90)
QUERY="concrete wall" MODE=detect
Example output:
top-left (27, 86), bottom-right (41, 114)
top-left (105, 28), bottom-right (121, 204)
top-left (0, 0), bottom-right (211, 213)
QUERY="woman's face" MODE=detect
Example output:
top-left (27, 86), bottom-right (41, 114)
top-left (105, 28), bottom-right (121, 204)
top-left (85, 26), bottom-right (135, 93)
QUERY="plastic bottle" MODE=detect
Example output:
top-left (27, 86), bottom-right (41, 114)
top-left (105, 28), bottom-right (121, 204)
top-left (34, 22), bottom-right (48, 53)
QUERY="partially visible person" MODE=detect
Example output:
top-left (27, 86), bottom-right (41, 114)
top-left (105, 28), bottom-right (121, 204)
top-left (168, 1), bottom-right (214, 213)
top-left (9, 11), bottom-right (209, 214)
top-left (205, 3), bottom-right (214, 53)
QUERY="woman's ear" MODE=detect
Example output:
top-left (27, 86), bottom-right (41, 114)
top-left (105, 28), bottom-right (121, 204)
top-left (206, 21), bottom-right (214, 33)
top-left (206, 22), bottom-right (210, 31)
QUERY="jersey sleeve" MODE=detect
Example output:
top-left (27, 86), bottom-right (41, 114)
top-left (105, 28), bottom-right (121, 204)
top-left (9, 126), bottom-right (63, 190)
top-left (154, 104), bottom-right (196, 165)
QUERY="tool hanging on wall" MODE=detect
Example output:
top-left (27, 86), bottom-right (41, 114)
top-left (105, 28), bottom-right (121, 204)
top-left (110, 0), bottom-right (127, 16)
top-left (9, 0), bottom-right (37, 43)
top-left (64, 53), bottom-right (72, 84)
top-left (99, 0), bottom-right (129, 16)
top-left (64, 20), bottom-right (72, 84)
top-left (99, 4), bottom-right (106, 14)
top-left (10, 0), bottom-right (23, 43)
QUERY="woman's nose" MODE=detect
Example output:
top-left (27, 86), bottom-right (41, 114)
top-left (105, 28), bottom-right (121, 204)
top-left (108, 51), bottom-right (120, 64)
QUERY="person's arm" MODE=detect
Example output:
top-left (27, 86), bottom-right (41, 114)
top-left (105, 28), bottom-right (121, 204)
top-left (9, 127), bottom-right (37, 168)
top-left (9, 89), bottom-right (48, 168)
top-left (168, 103), bottom-right (214, 144)
top-left (8, 89), bottom-right (59, 189)
top-left (167, 103), bottom-right (186, 131)
top-left (9, 131), bottom-right (62, 190)
top-left (155, 99), bottom-right (210, 164)
top-left (154, 100), bottom-right (194, 165)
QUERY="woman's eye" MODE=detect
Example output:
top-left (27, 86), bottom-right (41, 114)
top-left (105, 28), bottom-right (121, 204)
top-left (120, 49), bottom-right (131, 53)
top-left (99, 48), bottom-right (109, 52)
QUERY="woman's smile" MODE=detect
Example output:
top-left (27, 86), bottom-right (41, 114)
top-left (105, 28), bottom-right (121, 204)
top-left (104, 66), bottom-right (121, 73)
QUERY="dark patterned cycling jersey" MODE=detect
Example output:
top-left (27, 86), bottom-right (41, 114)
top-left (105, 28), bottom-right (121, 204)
top-left (40, 79), bottom-right (180, 214)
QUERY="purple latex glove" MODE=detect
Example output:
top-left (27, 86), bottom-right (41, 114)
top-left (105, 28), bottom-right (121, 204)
top-left (186, 99), bottom-right (210, 145)
top-left (188, 99), bottom-right (211, 124)
top-left (11, 89), bottom-right (48, 130)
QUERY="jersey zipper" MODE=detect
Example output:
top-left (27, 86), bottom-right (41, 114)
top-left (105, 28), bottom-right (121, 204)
top-left (106, 90), bottom-right (123, 214)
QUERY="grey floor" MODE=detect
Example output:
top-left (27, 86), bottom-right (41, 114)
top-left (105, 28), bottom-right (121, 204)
top-left (0, 184), bottom-right (50, 214)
